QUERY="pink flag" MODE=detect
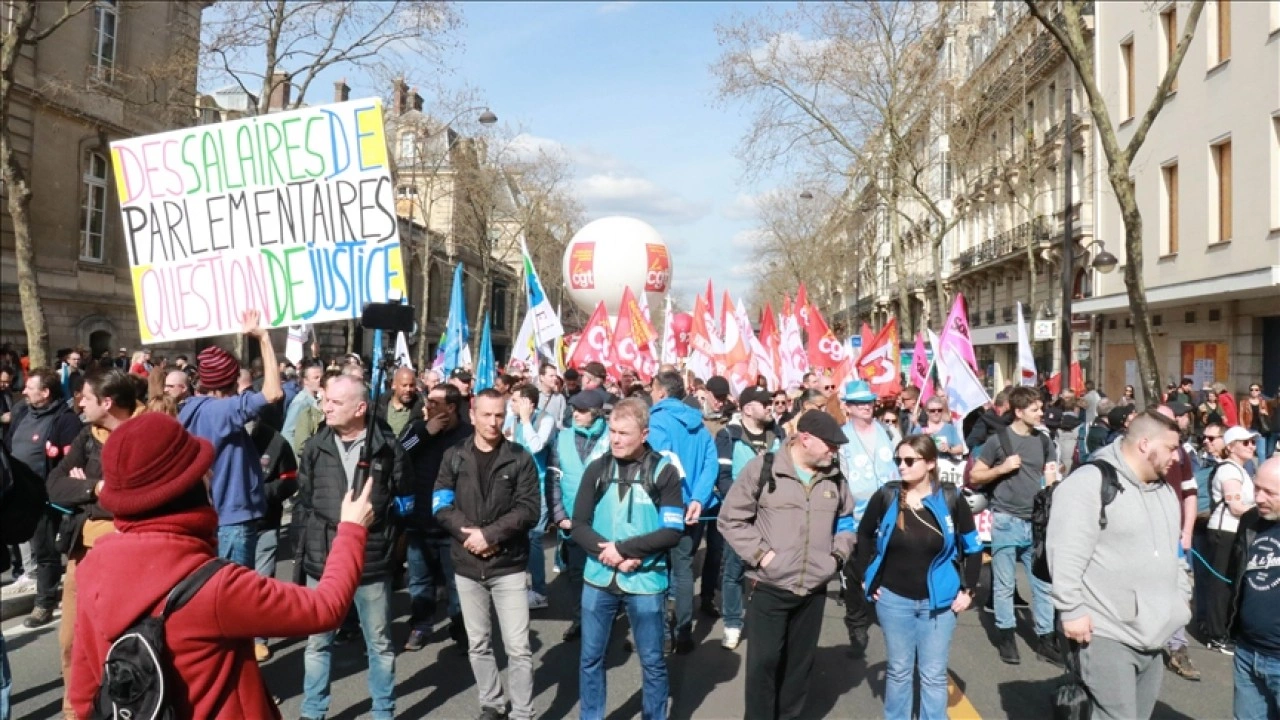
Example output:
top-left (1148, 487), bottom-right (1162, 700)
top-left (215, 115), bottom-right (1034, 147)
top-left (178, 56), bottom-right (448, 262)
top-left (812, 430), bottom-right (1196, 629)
top-left (939, 294), bottom-right (978, 375)
top-left (909, 332), bottom-right (929, 389)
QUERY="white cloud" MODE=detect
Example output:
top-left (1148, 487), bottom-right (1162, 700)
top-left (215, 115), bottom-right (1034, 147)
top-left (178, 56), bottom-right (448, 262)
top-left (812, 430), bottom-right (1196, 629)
top-left (730, 228), bottom-right (766, 249)
top-left (750, 31), bottom-right (832, 67)
top-left (509, 133), bottom-right (627, 174)
top-left (575, 174), bottom-right (709, 225)
top-left (597, 1), bottom-right (635, 15)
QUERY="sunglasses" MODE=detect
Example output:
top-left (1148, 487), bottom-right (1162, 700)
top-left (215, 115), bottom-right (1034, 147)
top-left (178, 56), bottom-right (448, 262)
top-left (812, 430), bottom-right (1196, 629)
top-left (895, 456), bottom-right (922, 467)
top-left (1204, 435), bottom-right (1222, 441)
top-left (822, 385), bottom-right (836, 391)
top-left (927, 408), bottom-right (945, 413)
top-left (1241, 439), bottom-right (1257, 446)
top-left (1251, 387), bottom-right (1262, 392)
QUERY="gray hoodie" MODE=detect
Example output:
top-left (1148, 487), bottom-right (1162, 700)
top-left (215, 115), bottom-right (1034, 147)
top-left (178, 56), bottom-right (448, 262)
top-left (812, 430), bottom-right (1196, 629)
top-left (1047, 441), bottom-right (1191, 651)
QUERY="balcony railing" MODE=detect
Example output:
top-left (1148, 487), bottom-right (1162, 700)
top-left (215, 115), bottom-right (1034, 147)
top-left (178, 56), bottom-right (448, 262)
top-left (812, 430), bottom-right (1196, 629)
top-left (953, 216), bottom-right (1052, 272)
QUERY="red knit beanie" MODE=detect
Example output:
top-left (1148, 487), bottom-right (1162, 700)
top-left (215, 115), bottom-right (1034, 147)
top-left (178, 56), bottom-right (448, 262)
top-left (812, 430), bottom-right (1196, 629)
top-left (197, 346), bottom-right (240, 390)
top-left (99, 413), bottom-right (214, 518)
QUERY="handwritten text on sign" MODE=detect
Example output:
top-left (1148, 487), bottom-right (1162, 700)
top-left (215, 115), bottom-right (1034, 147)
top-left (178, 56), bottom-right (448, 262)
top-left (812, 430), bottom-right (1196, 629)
top-left (110, 98), bottom-right (406, 344)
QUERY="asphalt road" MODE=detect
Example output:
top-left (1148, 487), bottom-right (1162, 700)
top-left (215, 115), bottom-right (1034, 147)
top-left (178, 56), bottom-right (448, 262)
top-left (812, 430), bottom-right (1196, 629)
top-left (3, 546), bottom-right (1236, 719)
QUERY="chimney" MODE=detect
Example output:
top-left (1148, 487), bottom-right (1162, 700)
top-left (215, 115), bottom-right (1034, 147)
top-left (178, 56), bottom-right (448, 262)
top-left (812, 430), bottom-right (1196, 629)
top-left (267, 70), bottom-right (291, 111)
top-left (333, 78), bottom-right (350, 103)
top-left (392, 77), bottom-right (409, 116)
top-left (411, 90), bottom-right (423, 112)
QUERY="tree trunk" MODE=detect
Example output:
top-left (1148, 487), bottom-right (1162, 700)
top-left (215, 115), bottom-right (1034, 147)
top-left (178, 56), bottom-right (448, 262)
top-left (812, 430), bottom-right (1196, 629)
top-left (4, 171), bottom-right (50, 368)
top-left (415, 256), bottom-right (431, 369)
top-left (889, 178), bottom-right (911, 337)
top-left (1115, 177), bottom-right (1161, 403)
top-left (931, 235), bottom-right (946, 331)
top-left (471, 269), bottom-right (490, 365)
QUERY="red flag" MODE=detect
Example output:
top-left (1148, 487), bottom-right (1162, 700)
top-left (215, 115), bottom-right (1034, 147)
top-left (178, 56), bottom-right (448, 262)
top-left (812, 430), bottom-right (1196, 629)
top-left (781, 295), bottom-right (792, 320)
top-left (795, 283), bottom-right (812, 333)
top-left (720, 290), bottom-right (733, 341)
top-left (856, 318), bottom-right (902, 398)
top-left (806, 305), bottom-right (850, 373)
top-left (759, 302), bottom-right (779, 343)
top-left (1046, 362), bottom-right (1085, 396)
top-left (860, 323), bottom-right (874, 354)
top-left (909, 332), bottom-right (929, 389)
top-left (567, 302), bottom-right (614, 372)
top-left (613, 288), bottom-right (658, 382)
top-left (705, 279), bottom-right (715, 322)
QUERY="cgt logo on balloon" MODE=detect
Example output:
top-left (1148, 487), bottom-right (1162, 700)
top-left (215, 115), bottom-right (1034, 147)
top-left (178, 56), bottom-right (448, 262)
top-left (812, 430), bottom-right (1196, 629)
top-left (570, 243), bottom-right (595, 290)
top-left (644, 244), bottom-right (670, 293)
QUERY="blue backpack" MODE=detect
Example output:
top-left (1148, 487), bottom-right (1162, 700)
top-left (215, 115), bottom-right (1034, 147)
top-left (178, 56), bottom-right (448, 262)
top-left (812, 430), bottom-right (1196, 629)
top-left (1194, 460), bottom-right (1222, 520)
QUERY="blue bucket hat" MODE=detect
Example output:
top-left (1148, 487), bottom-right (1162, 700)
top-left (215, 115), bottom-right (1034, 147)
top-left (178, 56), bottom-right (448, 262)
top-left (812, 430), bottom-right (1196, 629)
top-left (841, 379), bottom-right (876, 404)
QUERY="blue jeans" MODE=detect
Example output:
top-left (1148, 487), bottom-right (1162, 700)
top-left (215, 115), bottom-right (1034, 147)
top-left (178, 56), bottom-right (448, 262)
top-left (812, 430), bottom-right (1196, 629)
top-left (721, 546), bottom-right (746, 630)
top-left (527, 493), bottom-right (549, 596)
top-left (406, 530), bottom-right (460, 632)
top-left (1235, 642), bottom-right (1280, 720)
top-left (668, 522), bottom-right (704, 636)
top-left (302, 579), bottom-right (395, 720)
top-left (0, 631), bottom-right (10, 720)
top-left (561, 536), bottom-right (587, 616)
top-left (581, 584), bottom-right (668, 720)
top-left (876, 588), bottom-right (957, 720)
top-left (253, 528), bottom-right (278, 645)
top-left (990, 512), bottom-right (1054, 635)
top-left (217, 520), bottom-right (259, 568)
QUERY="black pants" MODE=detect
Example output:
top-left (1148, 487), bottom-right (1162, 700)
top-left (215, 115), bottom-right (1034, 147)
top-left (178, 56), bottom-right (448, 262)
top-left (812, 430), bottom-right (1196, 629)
top-left (30, 508), bottom-right (63, 610)
top-left (842, 556), bottom-right (872, 637)
top-left (745, 582), bottom-right (826, 720)
top-left (1202, 528), bottom-right (1236, 640)
top-left (701, 519), bottom-right (724, 603)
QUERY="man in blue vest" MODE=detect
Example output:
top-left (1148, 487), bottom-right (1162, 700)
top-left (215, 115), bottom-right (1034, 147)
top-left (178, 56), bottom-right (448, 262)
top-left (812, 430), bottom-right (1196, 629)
top-left (547, 388), bottom-right (612, 641)
top-left (572, 397), bottom-right (685, 720)
top-left (648, 370), bottom-right (719, 653)
top-left (715, 386), bottom-right (778, 650)
top-left (511, 383), bottom-right (557, 610)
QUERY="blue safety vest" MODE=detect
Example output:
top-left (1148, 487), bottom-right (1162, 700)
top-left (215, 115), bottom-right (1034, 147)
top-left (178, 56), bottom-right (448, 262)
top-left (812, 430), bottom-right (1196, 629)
top-left (555, 419), bottom-right (610, 520)
top-left (583, 453), bottom-right (681, 595)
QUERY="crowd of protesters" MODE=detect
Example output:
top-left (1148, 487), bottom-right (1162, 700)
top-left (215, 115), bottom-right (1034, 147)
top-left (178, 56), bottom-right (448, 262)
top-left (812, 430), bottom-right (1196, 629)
top-left (1, 325), bottom-right (1279, 719)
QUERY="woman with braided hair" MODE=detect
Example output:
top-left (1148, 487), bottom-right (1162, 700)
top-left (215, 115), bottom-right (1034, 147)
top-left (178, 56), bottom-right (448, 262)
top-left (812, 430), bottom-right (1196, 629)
top-left (855, 435), bottom-right (984, 720)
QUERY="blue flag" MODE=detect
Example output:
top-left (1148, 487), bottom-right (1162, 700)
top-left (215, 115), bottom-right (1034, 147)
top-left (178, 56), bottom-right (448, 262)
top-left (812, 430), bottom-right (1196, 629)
top-left (441, 263), bottom-right (471, 373)
top-left (475, 313), bottom-right (496, 392)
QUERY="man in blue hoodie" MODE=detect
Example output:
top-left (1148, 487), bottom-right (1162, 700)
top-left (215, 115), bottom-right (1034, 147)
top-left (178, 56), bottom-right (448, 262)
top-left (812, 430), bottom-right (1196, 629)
top-left (648, 370), bottom-right (719, 653)
top-left (178, 309), bottom-right (283, 567)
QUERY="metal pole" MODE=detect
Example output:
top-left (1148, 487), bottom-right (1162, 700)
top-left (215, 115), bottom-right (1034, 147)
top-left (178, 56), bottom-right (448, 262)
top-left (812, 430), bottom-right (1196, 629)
top-left (1060, 86), bottom-right (1075, 386)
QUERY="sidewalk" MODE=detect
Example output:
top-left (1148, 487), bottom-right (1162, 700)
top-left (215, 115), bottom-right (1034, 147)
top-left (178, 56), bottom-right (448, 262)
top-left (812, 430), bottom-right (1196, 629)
top-left (1, 576), bottom-right (38, 622)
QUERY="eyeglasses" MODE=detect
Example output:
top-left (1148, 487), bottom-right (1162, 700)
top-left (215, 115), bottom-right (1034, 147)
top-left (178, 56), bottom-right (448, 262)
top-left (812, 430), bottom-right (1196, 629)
top-left (1204, 435), bottom-right (1222, 441)
top-left (927, 408), bottom-right (945, 414)
top-left (822, 385), bottom-right (836, 391)
top-left (895, 456), bottom-right (922, 467)
top-left (1251, 387), bottom-right (1262, 392)
top-left (1241, 439), bottom-right (1257, 446)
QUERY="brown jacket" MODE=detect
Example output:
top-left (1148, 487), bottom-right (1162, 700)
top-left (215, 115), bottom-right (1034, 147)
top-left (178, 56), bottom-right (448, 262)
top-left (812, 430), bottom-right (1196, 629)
top-left (718, 442), bottom-right (856, 596)
top-left (1239, 399), bottom-right (1272, 433)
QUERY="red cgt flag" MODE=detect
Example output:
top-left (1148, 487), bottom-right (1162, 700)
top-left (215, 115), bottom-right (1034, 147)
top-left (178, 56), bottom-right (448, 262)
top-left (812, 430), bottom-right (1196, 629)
top-left (567, 301), bottom-right (615, 372)
top-left (856, 318), bottom-right (902, 398)
top-left (613, 288), bottom-right (658, 382)
top-left (806, 305), bottom-right (850, 374)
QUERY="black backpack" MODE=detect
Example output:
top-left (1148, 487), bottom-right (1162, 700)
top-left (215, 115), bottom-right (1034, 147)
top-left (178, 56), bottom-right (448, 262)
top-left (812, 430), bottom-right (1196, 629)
top-left (752, 451), bottom-right (843, 502)
top-left (91, 558), bottom-right (230, 720)
top-left (0, 444), bottom-right (49, 545)
top-left (1030, 461), bottom-right (1122, 584)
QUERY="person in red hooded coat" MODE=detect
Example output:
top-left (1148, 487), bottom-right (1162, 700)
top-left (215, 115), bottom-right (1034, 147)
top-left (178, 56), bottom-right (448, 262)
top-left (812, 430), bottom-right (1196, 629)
top-left (70, 412), bottom-right (375, 719)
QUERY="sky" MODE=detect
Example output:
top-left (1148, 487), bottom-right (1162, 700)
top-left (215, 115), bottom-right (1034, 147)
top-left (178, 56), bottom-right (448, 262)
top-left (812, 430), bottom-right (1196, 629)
top-left (442, 1), bottom-right (787, 308)
top-left (200, 1), bottom-right (792, 311)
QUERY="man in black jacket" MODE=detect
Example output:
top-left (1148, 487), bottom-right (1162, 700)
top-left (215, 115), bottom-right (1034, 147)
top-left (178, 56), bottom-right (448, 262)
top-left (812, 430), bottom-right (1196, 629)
top-left (434, 388), bottom-right (541, 720)
top-left (1228, 457), bottom-right (1280, 718)
top-left (45, 368), bottom-right (134, 716)
top-left (4, 367), bottom-right (82, 629)
top-left (248, 413), bottom-right (297, 662)
top-left (295, 375), bottom-right (408, 720)
top-left (401, 382), bottom-right (473, 652)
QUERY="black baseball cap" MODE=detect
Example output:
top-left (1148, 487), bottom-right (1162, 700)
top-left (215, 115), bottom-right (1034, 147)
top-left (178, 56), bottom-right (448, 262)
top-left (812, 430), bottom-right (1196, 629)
top-left (738, 387), bottom-right (772, 409)
top-left (582, 362), bottom-right (607, 380)
top-left (706, 376), bottom-right (731, 399)
top-left (450, 368), bottom-right (473, 382)
top-left (569, 388), bottom-right (608, 411)
top-left (796, 411), bottom-right (847, 447)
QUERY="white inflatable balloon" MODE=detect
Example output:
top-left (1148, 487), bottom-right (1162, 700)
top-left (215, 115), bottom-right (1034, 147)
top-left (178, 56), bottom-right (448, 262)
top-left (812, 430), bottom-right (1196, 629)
top-left (562, 216), bottom-right (672, 316)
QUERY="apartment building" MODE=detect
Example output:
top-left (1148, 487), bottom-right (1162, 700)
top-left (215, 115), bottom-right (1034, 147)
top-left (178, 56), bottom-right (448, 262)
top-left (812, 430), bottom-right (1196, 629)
top-left (0, 0), bottom-right (207, 359)
top-left (1080, 0), bottom-right (1280, 400)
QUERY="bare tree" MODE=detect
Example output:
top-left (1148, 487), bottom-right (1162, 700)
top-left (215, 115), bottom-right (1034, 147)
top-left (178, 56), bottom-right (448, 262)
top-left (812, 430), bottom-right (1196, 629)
top-left (1, 0), bottom-right (96, 368)
top-left (1026, 0), bottom-right (1205, 403)
top-left (714, 1), bottom-right (944, 337)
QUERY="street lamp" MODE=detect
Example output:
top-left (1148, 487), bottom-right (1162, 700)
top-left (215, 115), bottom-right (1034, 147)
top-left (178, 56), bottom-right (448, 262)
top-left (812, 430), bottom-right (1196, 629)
top-left (478, 108), bottom-right (498, 125)
top-left (1085, 240), bottom-right (1118, 273)
top-left (799, 190), bottom-right (814, 200)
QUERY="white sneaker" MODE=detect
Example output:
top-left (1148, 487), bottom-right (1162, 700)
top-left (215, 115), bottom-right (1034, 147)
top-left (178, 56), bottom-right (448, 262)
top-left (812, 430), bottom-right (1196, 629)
top-left (528, 590), bottom-right (549, 610)
top-left (722, 627), bottom-right (742, 650)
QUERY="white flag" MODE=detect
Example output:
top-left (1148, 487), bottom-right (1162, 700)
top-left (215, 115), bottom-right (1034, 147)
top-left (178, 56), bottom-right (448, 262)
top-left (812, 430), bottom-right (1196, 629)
top-left (1015, 302), bottom-right (1037, 387)
top-left (778, 313), bottom-right (808, 389)
top-left (942, 348), bottom-right (991, 428)
top-left (285, 324), bottom-right (311, 364)
top-left (394, 332), bottom-right (413, 371)
top-left (660, 295), bottom-right (678, 364)
top-left (520, 236), bottom-right (564, 347)
top-left (927, 329), bottom-right (947, 385)
top-left (510, 310), bottom-right (537, 371)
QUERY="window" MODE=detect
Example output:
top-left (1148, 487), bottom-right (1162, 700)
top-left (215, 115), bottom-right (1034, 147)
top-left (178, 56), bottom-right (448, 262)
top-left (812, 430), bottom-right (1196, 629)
top-left (396, 185), bottom-right (418, 198)
top-left (1047, 82), bottom-right (1057, 124)
top-left (1212, 139), bottom-right (1233, 242)
top-left (398, 133), bottom-right (416, 163)
top-left (80, 151), bottom-right (109, 262)
top-left (1026, 100), bottom-right (1036, 142)
top-left (1120, 38), bottom-right (1135, 120)
top-left (491, 283), bottom-right (508, 329)
top-left (1162, 6), bottom-right (1178, 91)
top-left (941, 151), bottom-right (952, 198)
top-left (1162, 162), bottom-right (1179, 254)
top-left (91, 0), bottom-right (117, 83)
top-left (1215, 0), bottom-right (1231, 64)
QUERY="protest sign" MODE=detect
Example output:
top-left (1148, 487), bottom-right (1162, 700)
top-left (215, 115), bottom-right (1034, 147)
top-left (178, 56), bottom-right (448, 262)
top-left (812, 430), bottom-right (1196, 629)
top-left (110, 98), bottom-right (406, 344)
